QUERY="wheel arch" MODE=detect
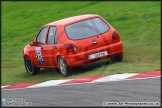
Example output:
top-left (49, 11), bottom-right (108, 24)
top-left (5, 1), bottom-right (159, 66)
top-left (56, 55), bottom-right (61, 67)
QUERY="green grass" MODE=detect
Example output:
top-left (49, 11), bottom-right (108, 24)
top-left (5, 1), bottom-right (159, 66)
top-left (1, 1), bottom-right (160, 85)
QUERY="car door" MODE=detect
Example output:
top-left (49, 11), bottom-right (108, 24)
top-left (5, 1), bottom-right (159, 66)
top-left (40, 26), bottom-right (58, 67)
top-left (34, 27), bottom-right (48, 67)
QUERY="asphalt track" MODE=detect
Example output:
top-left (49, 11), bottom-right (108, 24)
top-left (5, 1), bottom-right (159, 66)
top-left (2, 77), bottom-right (161, 107)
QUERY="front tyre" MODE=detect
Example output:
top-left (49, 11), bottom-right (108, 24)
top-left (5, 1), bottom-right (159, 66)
top-left (24, 56), bottom-right (40, 75)
top-left (58, 57), bottom-right (70, 77)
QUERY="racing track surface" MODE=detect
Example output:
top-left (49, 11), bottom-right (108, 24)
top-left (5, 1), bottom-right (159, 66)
top-left (2, 77), bottom-right (161, 107)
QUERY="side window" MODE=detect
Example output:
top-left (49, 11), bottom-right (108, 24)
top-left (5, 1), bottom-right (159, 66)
top-left (37, 27), bottom-right (48, 45)
top-left (47, 27), bottom-right (57, 44)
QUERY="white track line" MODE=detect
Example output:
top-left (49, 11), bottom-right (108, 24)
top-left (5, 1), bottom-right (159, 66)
top-left (1, 85), bottom-right (10, 88)
top-left (92, 73), bottom-right (138, 83)
top-left (26, 79), bottom-right (71, 88)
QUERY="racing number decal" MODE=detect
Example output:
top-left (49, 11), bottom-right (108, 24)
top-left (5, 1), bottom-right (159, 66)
top-left (35, 47), bottom-right (45, 65)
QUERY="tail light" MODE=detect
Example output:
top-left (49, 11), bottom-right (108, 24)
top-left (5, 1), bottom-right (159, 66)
top-left (64, 43), bottom-right (78, 53)
top-left (112, 31), bottom-right (120, 41)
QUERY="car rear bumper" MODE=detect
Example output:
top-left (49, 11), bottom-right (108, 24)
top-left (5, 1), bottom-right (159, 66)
top-left (63, 41), bottom-right (123, 68)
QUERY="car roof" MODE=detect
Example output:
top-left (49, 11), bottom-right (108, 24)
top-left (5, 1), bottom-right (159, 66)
top-left (45, 14), bottom-right (100, 26)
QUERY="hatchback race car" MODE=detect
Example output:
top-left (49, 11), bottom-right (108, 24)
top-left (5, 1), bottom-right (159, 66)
top-left (23, 14), bottom-right (123, 77)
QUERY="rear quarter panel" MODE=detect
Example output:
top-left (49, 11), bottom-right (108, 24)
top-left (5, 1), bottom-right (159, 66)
top-left (54, 25), bottom-right (68, 64)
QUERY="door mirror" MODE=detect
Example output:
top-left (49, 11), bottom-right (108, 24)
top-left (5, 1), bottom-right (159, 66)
top-left (30, 42), bottom-right (35, 46)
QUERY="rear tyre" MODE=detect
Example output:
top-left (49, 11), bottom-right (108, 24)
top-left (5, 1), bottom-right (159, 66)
top-left (58, 57), bottom-right (70, 77)
top-left (110, 55), bottom-right (116, 63)
top-left (110, 53), bottom-right (123, 63)
top-left (115, 53), bottom-right (123, 62)
top-left (24, 56), bottom-right (40, 75)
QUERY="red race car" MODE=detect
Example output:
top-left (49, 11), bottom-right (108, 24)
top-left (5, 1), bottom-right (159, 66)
top-left (23, 14), bottom-right (123, 77)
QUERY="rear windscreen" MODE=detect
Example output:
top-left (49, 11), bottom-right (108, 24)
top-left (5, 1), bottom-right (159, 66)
top-left (65, 18), bottom-right (110, 40)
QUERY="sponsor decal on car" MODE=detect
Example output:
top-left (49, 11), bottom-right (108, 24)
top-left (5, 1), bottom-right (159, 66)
top-left (35, 47), bottom-right (45, 65)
